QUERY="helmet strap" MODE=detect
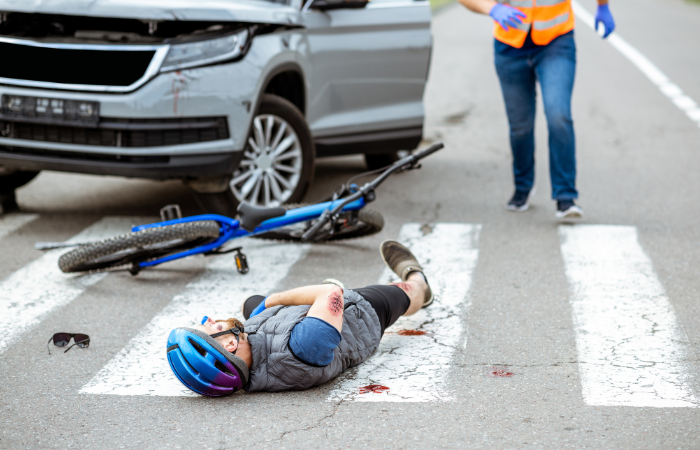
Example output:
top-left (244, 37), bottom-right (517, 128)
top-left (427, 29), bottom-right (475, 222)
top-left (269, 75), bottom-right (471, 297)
top-left (210, 327), bottom-right (244, 354)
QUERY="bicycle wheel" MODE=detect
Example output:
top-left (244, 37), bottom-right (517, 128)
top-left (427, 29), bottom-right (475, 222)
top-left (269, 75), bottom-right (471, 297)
top-left (253, 207), bottom-right (384, 243)
top-left (59, 221), bottom-right (221, 274)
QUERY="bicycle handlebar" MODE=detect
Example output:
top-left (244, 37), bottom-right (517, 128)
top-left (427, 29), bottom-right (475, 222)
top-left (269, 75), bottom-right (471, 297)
top-left (301, 142), bottom-right (444, 242)
top-left (412, 142), bottom-right (444, 162)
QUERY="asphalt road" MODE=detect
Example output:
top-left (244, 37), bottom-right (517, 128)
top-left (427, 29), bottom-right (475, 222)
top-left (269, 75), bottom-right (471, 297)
top-left (2, 0), bottom-right (700, 448)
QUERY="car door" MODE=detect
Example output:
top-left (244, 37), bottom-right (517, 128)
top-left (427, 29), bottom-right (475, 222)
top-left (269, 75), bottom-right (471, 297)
top-left (299, 0), bottom-right (432, 142)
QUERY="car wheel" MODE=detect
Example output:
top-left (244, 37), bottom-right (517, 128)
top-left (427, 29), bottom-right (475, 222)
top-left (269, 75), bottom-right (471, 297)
top-left (0, 169), bottom-right (39, 193)
top-left (193, 94), bottom-right (314, 215)
top-left (364, 152), bottom-right (399, 171)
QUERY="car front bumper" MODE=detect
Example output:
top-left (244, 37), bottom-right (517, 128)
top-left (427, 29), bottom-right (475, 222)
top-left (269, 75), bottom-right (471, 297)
top-left (0, 59), bottom-right (259, 179)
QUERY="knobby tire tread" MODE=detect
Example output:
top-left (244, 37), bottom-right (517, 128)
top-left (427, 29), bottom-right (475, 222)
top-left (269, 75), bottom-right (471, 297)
top-left (58, 221), bottom-right (221, 273)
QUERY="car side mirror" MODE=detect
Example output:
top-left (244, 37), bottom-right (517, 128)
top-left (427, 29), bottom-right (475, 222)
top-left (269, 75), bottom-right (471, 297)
top-left (307, 0), bottom-right (369, 11)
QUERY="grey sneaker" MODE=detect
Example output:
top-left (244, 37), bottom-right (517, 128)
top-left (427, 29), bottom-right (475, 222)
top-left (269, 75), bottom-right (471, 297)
top-left (506, 190), bottom-right (531, 212)
top-left (556, 200), bottom-right (583, 220)
top-left (379, 240), bottom-right (433, 308)
top-left (321, 278), bottom-right (345, 290)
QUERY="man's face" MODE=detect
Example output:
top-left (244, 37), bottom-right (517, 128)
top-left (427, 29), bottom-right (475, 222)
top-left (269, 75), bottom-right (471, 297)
top-left (194, 317), bottom-right (247, 353)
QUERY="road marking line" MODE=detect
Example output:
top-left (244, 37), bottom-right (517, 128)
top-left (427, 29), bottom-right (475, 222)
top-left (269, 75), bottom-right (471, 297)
top-left (327, 223), bottom-right (481, 402)
top-left (559, 225), bottom-right (698, 408)
top-left (81, 239), bottom-right (310, 396)
top-left (0, 213), bottom-right (38, 241)
top-left (0, 217), bottom-right (152, 354)
top-left (572, 1), bottom-right (700, 129)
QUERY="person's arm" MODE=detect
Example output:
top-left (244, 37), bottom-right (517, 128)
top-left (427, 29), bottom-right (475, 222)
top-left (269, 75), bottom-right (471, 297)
top-left (263, 284), bottom-right (344, 331)
top-left (460, 0), bottom-right (527, 32)
top-left (595, 0), bottom-right (615, 38)
top-left (265, 284), bottom-right (340, 308)
top-left (458, 0), bottom-right (496, 15)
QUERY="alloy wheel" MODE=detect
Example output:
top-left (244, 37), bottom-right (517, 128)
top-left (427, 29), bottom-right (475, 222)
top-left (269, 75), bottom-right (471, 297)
top-left (230, 114), bottom-right (303, 207)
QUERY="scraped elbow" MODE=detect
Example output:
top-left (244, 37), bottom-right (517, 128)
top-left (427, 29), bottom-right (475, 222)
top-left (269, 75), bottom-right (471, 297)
top-left (326, 286), bottom-right (344, 316)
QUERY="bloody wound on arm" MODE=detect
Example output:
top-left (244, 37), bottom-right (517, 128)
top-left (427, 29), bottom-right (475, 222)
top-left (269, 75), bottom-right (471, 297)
top-left (328, 291), bottom-right (343, 315)
top-left (306, 285), bottom-right (344, 332)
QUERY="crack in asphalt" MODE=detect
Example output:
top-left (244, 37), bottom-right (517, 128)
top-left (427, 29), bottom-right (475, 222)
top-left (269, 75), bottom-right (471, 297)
top-left (250, 396), bottom-right (350, 446)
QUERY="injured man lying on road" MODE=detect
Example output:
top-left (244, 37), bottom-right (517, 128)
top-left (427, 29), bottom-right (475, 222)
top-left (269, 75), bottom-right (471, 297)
top-left (167, 240), bottom-right (433, 396)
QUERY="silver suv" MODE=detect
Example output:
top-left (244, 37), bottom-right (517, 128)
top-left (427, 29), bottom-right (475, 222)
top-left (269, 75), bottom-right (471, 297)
top-left (0, 0), bottom-right (432, 214)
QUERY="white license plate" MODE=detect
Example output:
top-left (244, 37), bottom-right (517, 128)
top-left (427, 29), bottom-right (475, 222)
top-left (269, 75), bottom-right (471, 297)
top-left (1, 94), bottom-right (99, 127)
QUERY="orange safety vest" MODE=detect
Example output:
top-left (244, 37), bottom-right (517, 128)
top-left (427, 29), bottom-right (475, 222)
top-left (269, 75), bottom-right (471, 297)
top-left (493, 0), bottom-right (575, 49)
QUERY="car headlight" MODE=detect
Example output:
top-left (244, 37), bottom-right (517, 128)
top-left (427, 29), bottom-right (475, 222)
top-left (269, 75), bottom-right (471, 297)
top-left (160, 28), bottom-right (250, 73)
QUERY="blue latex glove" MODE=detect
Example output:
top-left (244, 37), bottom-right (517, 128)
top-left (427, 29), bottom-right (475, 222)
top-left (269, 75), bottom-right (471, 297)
top-left (595, 3), bottom-right (616, 38)
top-left (249, 297), bottom-right (268, 318)
top-left (490, 3), bottom-right (527, 32)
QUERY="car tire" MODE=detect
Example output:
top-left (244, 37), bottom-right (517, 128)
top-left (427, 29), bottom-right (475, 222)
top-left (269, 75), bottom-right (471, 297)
top-left (364, 152), bottom-right (399, 171)
top-left (193, 94), bottom-right (314, 215)
top-left (0, 170), bottom-right (39, 193)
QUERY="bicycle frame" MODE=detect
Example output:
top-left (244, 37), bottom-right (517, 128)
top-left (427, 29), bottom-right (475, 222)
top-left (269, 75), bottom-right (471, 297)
top-left (130, 197), bottom-right (367, 268)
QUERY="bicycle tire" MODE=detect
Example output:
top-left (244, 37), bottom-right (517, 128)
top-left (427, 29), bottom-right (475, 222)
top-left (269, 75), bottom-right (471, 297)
top-left (252, 206), bottom-right (384, 243)
top-left (59, 221), bottom-right (221, 274)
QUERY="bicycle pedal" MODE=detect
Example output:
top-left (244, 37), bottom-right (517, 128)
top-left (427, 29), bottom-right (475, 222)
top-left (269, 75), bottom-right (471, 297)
top-left (234, 248), bottom-right (249, 275)
top-left (160, 204), bottom-right (182, 221)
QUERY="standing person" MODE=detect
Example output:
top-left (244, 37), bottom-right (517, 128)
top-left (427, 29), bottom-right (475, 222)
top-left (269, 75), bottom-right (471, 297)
top-left (458, 0), bottom-right (616, 218)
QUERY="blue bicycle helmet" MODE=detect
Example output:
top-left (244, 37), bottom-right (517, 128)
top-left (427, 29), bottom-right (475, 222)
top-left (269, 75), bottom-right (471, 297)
top-left (167, 327), bottom-right (250, 397)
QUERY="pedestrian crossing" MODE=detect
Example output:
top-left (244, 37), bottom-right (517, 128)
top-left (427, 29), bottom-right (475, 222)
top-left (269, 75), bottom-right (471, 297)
top-left (0, 215), bottom-right (696, 408)
top-left (0, 216), bottom-right (151, 354)
top-left (328, 223), bottom-right (481, 402)
top-left (559, 225), bottom-right (697, 408)
top-left (81, 238), bottom-right (310, 396)
top-left (0, 213), bottom-right (38, 241)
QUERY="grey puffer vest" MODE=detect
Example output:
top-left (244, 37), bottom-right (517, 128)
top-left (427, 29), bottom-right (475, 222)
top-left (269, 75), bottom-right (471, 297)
top-left (244, 289), bottom-right (381, 392)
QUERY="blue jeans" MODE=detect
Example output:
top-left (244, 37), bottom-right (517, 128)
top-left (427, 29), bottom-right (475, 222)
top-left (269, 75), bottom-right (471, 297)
top-left (494, 32), bottom-right (578, 200)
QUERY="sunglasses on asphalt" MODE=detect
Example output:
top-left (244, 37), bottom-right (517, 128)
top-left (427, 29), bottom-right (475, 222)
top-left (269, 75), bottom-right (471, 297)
top-left (47, 333), bottom-right (90, 355)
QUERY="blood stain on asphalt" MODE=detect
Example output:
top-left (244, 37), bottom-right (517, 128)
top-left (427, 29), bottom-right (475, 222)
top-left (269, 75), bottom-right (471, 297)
top-left (487, 366), bottom-right (514, 377)
top-left (396, 329), bottom-right (434, 336)
top-left (397, 329), bottom-right (426, 336)
top-left (359, 385), bottom-right (390, 394)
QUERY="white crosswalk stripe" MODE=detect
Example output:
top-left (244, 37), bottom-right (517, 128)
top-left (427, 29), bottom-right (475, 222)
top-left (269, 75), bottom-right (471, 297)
top-left (80, 238), bottom-right (311, 396)
top-left (1, 213), bottom-right (696, 408)
top-left (0, 213), bottom-right (38, 241)
top-left (327, 223), bottom-right (481, 402)
top-left (0, 217), bottom-right (152, 354)
top-left (559, 225), bottom-right (698, 408)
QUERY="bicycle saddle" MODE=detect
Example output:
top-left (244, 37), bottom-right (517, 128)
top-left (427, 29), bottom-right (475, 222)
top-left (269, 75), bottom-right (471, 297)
top-left (237, 202), bottom-right (286, 232)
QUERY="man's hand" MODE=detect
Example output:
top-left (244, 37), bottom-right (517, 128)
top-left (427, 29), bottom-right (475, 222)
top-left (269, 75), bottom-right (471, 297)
top-left (490, 3), bottom-right (527, 32)
top-left (595, 2), bottom-right (616, 38)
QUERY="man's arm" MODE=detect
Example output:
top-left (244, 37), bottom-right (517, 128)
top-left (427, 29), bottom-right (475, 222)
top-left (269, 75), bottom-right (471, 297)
top-left (458, 0), bottom-right (496, 15)
top-left (460, 0), bottom-right (526, 32)
top-left (265, 284), bottom-right (339, 308)
top-left (265, 284), bottom-right (344, 331)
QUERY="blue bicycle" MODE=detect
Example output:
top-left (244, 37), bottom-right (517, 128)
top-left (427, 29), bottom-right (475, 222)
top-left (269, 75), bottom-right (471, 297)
top-left (58, 143), bottom-right (444, 275)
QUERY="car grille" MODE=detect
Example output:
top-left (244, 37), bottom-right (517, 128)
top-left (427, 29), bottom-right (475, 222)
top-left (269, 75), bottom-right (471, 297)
top-left (0, 40), bottom-right (158, 89)
top-left (0, 117), bottom-right (230, 148)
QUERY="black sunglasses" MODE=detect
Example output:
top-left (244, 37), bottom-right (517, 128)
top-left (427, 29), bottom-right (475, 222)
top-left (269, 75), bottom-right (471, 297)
top-left (211, 326), bottom-right (244, 355)
top-left (47, 333), bottom-right (90, 355)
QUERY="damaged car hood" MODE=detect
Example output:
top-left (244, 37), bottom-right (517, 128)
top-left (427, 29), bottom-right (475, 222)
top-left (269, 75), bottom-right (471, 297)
top-left (0, 0), bottom-right (300, 25)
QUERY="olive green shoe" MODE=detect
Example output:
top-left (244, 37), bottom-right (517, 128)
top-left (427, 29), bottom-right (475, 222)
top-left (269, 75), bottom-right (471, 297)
top-left (379, 240), bottom-right (433, 308)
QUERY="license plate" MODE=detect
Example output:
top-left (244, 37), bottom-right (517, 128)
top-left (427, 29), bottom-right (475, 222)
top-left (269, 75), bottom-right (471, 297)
top-left (0, 94), bottom-right (99, 127)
